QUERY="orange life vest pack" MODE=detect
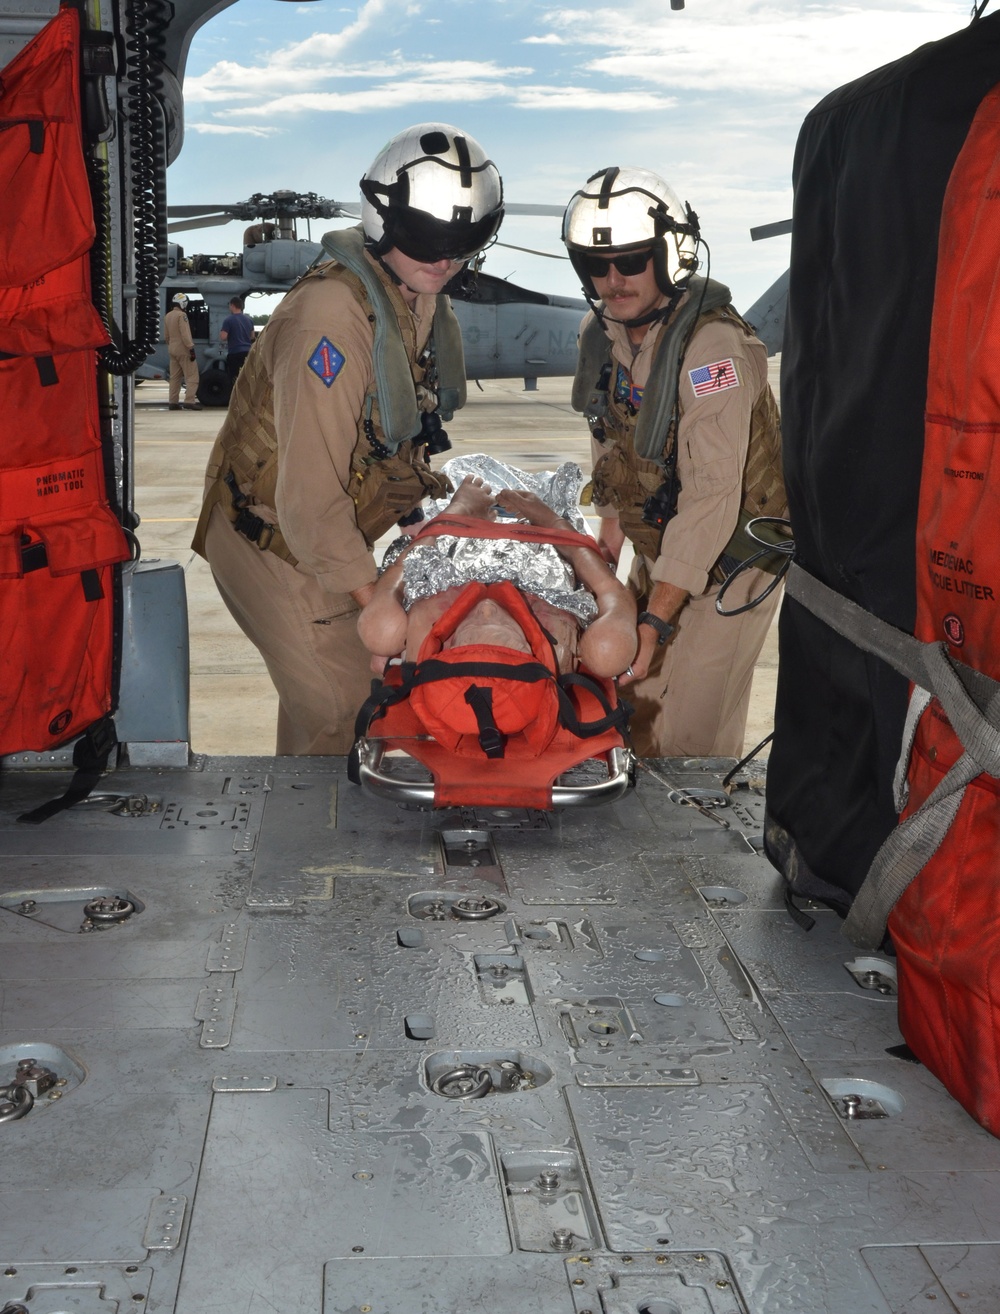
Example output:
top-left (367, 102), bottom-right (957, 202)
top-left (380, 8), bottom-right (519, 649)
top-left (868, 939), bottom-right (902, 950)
top-left (888, 83), bottom-right (1000, 1135)
top-left (0, 6), bottom-right (107, 356)
top-left (0, 350), bottom-right (129, 754)
top-left (0, 6), bottom-right (96, 284)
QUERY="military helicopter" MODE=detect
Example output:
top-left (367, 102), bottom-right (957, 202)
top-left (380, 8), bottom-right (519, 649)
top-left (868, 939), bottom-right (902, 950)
top-left (142, 189), bottom-right (586, 406)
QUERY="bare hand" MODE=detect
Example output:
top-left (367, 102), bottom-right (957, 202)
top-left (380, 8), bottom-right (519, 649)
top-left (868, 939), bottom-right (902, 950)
top-left (617, 625), bottom-right (659, 685)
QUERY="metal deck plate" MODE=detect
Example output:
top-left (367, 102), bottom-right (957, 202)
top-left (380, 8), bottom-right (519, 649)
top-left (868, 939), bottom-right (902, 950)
top-left (1, 757), bottom-right (999, 1313)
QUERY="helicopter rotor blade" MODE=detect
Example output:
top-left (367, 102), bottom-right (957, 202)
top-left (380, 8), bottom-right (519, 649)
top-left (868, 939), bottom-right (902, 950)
top-left (750, 219), bottom-right (793, 241)
top-left (166, 204), bottom-right (239, 219)
top-left (167, 214), bottom-right (239, 234)
top-left (493, 240), bottom-right (569, 261)
top-left (504, 203), bottom-right (566, 217)
top-left (166, 198), bottom-right (362, 223)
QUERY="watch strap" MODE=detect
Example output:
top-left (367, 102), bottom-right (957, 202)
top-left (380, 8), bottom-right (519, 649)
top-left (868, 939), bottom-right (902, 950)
top-left (637, 611), bottom-right (676, 645)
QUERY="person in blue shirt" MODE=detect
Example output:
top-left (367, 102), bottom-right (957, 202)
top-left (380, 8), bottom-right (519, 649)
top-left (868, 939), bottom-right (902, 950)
top-left (219, 297), bottom-right (256, 380)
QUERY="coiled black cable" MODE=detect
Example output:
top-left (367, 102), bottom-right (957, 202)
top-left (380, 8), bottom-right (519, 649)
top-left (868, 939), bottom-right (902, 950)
top-left (714, 516), bottom-right (795, 617)
top-left (88, 0), bottom-right (170, 375)
top-left (721, 731), bottom-right (774, 790)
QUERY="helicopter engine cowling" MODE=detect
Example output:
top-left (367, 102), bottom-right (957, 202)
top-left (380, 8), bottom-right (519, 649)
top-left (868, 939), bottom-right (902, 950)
top-left (242, 238), bottom-right (321, 283)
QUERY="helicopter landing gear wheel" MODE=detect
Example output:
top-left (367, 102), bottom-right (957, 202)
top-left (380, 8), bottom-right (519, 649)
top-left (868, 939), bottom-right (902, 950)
top-left (197, 365), bottom-right (232, 408)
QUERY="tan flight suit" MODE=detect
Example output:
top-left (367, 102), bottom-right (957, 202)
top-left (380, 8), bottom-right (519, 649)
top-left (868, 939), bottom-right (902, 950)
top-left (164, 305), bottom-right (200, 405)
top-left (588, 302), bottom-right (783, 758)
top-left (192, 255), bottom-right (440, 755)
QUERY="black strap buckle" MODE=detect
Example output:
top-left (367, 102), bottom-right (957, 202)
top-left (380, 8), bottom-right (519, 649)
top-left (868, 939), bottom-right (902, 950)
top-left (232, 507), bottom-right (274, 550)
top-left (464, 685), bottom-right (506, 759)
top-left (226, 472), bottom-right (274, 549)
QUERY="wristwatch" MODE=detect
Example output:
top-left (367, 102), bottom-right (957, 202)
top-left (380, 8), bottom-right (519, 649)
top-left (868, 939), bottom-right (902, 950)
top-left (637, 611), bottom-right (676, 646)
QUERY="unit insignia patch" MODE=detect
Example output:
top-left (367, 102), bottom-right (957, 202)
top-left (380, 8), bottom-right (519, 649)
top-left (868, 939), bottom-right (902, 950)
top-left (307, 337), bottom-right (346, 387)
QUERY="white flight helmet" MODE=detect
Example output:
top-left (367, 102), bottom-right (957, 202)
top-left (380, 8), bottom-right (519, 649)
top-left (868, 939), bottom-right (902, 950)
top-left (562, 166), bottom-right (699, 299)
top-left (171, 292), bottom-right (189, 308)
top-left (360, 123), bottom-right (504, 264)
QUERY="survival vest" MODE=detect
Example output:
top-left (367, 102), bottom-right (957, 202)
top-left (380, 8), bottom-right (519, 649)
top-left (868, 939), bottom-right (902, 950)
top-left (351, 519), bottom-right (631, 809)
top-left (191, 227), bottom-right (463, 562)
top-left (572, 279), bottom-right (786, 571)
top-left (0, 7), bottom-right (129, 759)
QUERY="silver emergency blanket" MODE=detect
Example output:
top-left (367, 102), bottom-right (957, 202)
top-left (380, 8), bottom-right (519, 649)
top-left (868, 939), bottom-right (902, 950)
top-left (389, 456), bottom-right (599, 626)
top-left (423, 454), bottom-right (590, 533)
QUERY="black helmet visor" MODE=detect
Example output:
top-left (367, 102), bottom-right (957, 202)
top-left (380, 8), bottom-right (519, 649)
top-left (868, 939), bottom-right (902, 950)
top-left (389, 205), bottom-right (504, 264)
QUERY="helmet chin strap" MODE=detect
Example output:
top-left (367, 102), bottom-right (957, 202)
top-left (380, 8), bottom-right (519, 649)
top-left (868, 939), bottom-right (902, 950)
top-left (367, 247), bottom-right (404, 287)
top-left (589, 286), bottom-right (683, 332)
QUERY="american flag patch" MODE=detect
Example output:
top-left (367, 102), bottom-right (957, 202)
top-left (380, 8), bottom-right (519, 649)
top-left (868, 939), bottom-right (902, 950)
top-left (688, 358), bottom-right (739, 396)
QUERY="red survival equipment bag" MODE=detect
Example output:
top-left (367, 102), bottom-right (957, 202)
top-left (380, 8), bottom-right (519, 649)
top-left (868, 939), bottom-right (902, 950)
top-left (0, 7), bottom-right (128, 760)
top-left (352, 517), bottom-right (630, 809)
top-left (887, 83), bottom-right (1000, 1135)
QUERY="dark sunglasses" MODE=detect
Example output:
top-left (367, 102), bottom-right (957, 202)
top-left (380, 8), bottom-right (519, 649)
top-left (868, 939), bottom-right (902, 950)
top-left (577, 248), bottom-right (654, 278)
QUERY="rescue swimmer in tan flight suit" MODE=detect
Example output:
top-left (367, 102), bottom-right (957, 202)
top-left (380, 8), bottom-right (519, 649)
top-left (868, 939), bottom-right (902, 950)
top-left (563, 167), bottom-right (787, 758)
top-left (192, 124), bottom-right (505, 754)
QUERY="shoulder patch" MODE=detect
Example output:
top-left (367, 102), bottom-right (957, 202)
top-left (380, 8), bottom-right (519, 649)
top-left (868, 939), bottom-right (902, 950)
top-left (688, 358), bottom-right (739, 396)
top-left (307, 337), bottom-right (346, 387)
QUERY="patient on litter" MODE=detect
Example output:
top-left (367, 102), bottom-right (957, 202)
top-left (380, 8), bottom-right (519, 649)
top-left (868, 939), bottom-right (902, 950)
top-left (358, 458), bottom-right (637, 679)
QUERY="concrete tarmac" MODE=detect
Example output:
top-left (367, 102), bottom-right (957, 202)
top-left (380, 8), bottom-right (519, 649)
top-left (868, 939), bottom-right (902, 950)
top-left (134, 373), bottom-right (780, 759)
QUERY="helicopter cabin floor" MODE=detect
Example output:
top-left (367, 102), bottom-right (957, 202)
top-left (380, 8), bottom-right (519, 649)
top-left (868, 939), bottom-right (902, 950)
top-left (132, 370), bottom-right (781, 760)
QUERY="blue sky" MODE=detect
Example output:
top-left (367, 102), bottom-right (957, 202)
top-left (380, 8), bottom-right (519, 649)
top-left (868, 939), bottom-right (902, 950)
top-left (169, 0), bottom-right (969, 315)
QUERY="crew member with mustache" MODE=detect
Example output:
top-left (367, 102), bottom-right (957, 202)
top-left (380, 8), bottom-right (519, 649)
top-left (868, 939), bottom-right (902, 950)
top-left (563, 167), bottom-right (786, 759)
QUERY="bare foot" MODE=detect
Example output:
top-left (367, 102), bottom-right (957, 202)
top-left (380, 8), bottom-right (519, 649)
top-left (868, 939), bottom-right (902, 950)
top-left (445, 475), bottom-right (495, 519)
top-left (494, 488), bottom-right (565, 529)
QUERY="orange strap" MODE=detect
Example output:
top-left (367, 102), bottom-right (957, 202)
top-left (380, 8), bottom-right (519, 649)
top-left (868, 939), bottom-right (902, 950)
top-left (412, 513), bottom-right (605, 558)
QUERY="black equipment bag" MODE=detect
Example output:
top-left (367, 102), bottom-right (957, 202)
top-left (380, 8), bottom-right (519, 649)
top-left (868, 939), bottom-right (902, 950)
top-left (764, 14), bottom-right (1000, 911)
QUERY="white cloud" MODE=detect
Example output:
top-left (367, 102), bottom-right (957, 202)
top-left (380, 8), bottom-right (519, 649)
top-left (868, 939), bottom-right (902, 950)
top-left (537, 1), bottom-right (961, 99)
top-left (224, 75), bottom-right (677, 116)
top-left (512, 85), bottom-right (677, 111)
top-left (184, 0), bottom-right (401, 98)
top-left (186, 49), bottom-right (532, 104)
top-left (522, 33), bottom-right (564, 44)
top-left (186, 123), bottom-right (282, 137)
top-left (229, 82), bottom-right (504, 114)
